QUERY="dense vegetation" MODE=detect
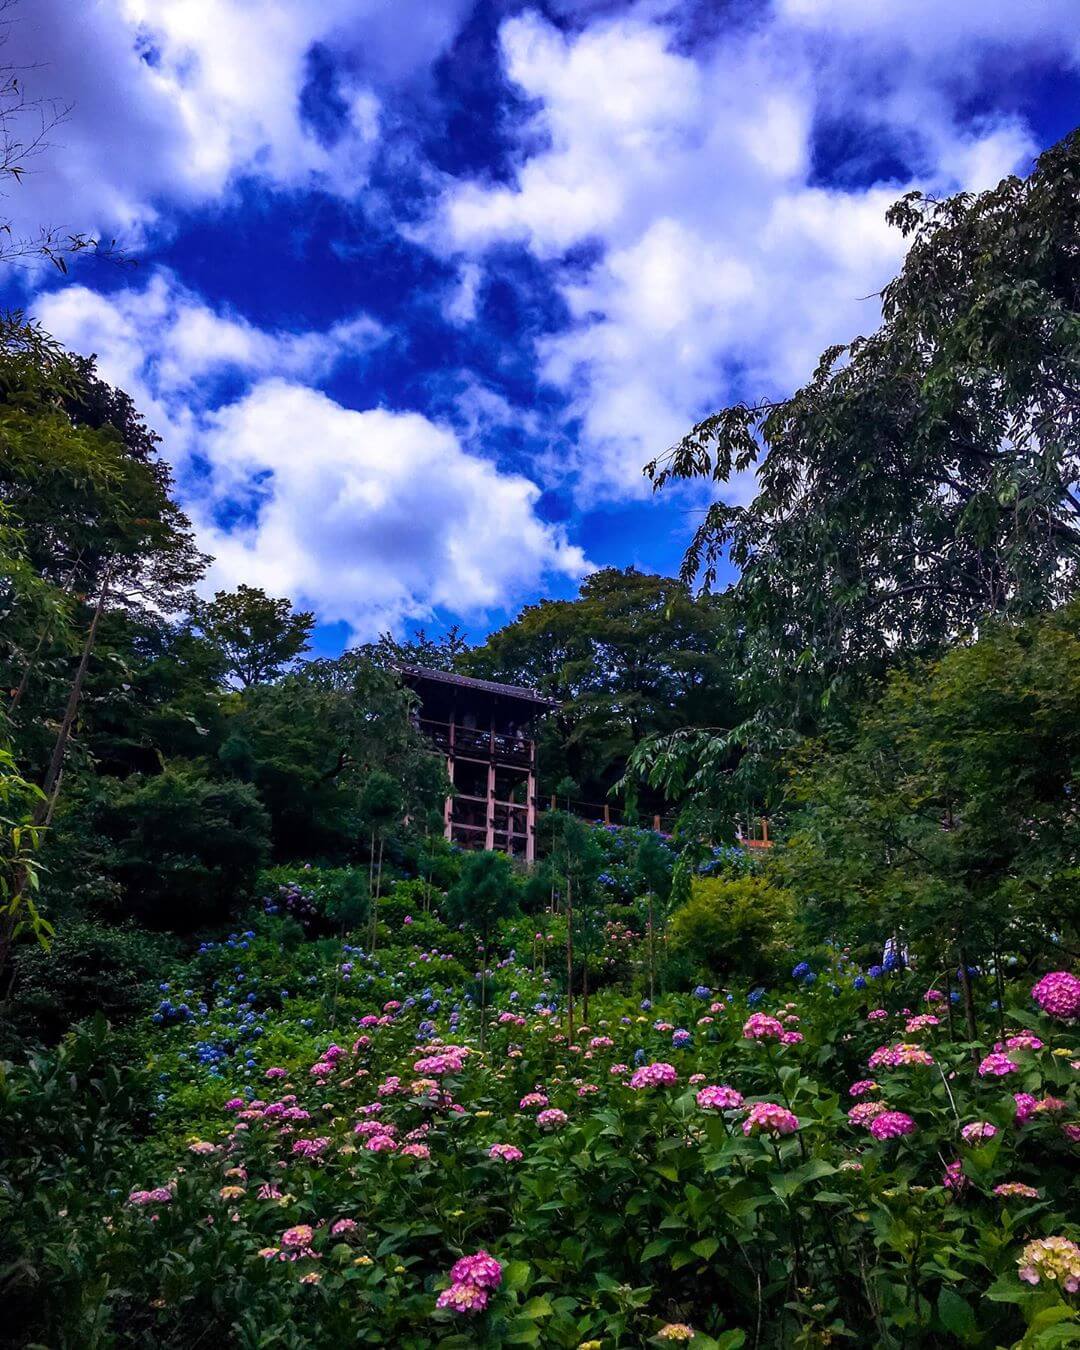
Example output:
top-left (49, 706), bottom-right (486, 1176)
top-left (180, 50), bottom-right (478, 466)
top-left (1, 128), bottom-right (1078, 1348)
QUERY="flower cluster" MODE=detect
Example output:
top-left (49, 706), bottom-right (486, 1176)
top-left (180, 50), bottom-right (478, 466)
top-left (629, 1061), bottom-right (678, 1089)
top-left (1017, 1236), bottom-right (1080, 1293)
top-left (1031, 971), bottom-right (1080, 1021)
top-left (436, 1250), bottom-right (503, 1316)
top-left (742, 1102), bottom-right (799, 1137)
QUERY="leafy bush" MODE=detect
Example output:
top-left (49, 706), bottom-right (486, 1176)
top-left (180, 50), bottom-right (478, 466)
top-left (95, 767), bottom-right (270, 930)
top-left (667, 874), bottom-right (796, 983)
top-left (7, 917), bottom-right (179, 1044)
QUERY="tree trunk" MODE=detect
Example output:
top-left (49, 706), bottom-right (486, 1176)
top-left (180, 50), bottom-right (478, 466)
top-left (956, 945), bottom-right (979, 1066)
top-left (565, 875), bottom-right (575, 1041)
top-left (36, 570), bottom-right (110, 820)
top-left (648, 892), bottom-right (656, 1003)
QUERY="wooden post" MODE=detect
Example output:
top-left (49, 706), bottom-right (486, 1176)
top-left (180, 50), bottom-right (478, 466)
top-left (653, 814), bottom-right (661, 832)
top-left (603, 803), bottom-right (611, 825)
top-left (444, 709), bottom-right (456, 843)
top-left (526, 743), bottom-right (537, 865)
top-left (485, 707), bottom-right (496, 851)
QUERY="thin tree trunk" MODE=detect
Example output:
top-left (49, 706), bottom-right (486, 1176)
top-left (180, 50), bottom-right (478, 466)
top-left (565, 875), bottom-right (574, 1041)
top-left (648, 892), bottom-right (655, 1003)
top-left (370, 835), bottom-right (384, 954)
top-left (36, 569), bottom-right (110, 819)
top-left (956, 945), bottom-right (979, 1067)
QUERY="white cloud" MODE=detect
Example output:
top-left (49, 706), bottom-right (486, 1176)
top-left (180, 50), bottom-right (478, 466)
top-left (0, 0), bottom-right (473, 250)
top-left (196, 383), bottom-right (588, 639)
top-left (33, 271), bottom-right (588, 638)
top-left (431, 4), bottom-right (1070, 499)
top-left (34, 270), bottom-right (384, 472)
top-left (443, 261), bottom-right (483, 326)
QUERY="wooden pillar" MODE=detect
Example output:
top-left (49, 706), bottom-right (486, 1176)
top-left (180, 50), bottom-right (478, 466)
top-left (443, 709), bottom-right (455, 844)
top-left (603, 803), bottom-right (611, 825)
top-left (485, 707), bottom-right (496, 851)
top-left (526, 739), bottom-right (538, 865)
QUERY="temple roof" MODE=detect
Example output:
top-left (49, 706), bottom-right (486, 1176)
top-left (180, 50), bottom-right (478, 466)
top-left (397, 664), bottom-right (559, 709)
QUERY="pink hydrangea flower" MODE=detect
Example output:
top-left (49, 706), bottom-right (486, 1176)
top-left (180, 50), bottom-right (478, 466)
top-left (943, 1160), bottom-right (968, 1191)
top-left (629, 1061), bottom-right (678, 1089)
top-left (401, 1143), bottom-right (431, 1159)
top-left (450, 1251), bottom-right (502, 1290)
top-left (869, 1111), bottom-right (916, 1141)
top-left (961, 1121), bottom-right (998, 1145)
top-left (264, 1066), bottom-right (287, 1079)
top-left (1031, 971), bottom-right (1080, 1021)
top-left (489, 1143), bottom-right (523, 1162)
top-left (848, 1080), bottom-right (879, 1098)
top-left (742, 1013), bottom-right (784, 1040)
top-left (848, 1101), bottom-right (888, 1128)
top-left (742, 1102), bottom-right (799, 1137)
top-left (867, 1009), bottom-right (888, 1021)
top-left (331, 1218), bottom-right (358, 1235)
top-left (994, 1182), bottom-right (1039, 1198)
top-left (1002, 1032), bottom-right (1044, 1052)
top-left (436, 1282), bottom-right (490, 1314)
top-left (696, 1085), bottom-right (744, 1111)
top-left (781, 1031), bottom-right (804, 1045)
top-left (978, 1052), bottom-right (1018, 1077)
top-left (1017, 1236), bottom-right (1080, 1292)
top-left (519, 1092), bottom-right (549, 1110)
top-left (291, 1136), bottom-right (331, 1159)
top-left (536, 1108), bottom-right (568, 1131)
top-left (1014, 1092), bottom-right (1039, 1124)
top-left (281, 1224), bottom-right (314, 1249)
top-left (365, 1133), bottom-right (397, 1152)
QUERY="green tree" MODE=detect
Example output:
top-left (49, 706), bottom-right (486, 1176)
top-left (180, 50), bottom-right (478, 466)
top-left (667, 874), bottom-right (796, 985)
top-left (464, 567), bottom-right (738, 805)
top-left (641, 131), bottom-right (1080, 812)
top-left (445, 850), bottom-right (520, 1042)
top-left (633, 830), bottom-right (673, 1002)
top-left (89, 766), bottom-right (270, 931)
top-left (220, 651), bottom-right (446, 862)
top-left (193, 585), bottom-right (314, 688)
top-left (777, 601), bottom-right (1080, 1025)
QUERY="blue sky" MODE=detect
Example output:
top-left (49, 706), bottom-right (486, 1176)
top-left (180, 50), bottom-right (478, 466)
top-left (3, 0), bottom-right (1077, 656)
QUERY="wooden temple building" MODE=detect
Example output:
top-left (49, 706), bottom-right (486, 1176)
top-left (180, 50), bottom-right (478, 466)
top-left (399, 665), bottom-right (558, 864)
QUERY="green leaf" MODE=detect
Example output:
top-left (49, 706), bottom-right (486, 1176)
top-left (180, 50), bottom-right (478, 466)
top-left (938, 1288), bottom-right (976, 1340)
top-left (691, 1237), bottom-right (720, 1261)
top-left (502, 1260), bottom-right (531, 1292)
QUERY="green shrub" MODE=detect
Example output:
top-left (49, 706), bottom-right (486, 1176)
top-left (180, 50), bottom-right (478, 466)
top-left (6, 918), bottom-right (180, 1044)
top-left (96, 767), bottom-right (270, 930)
top-left (667, 873), bottom-right (796, 983)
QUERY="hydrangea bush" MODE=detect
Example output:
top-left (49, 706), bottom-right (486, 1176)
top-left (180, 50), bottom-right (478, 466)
top-left (2, 909), bottom-right (1077, 1347)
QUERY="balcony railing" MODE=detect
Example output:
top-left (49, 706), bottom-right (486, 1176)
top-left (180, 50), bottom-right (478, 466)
top-left (418, 717), bottom-right (534, 767)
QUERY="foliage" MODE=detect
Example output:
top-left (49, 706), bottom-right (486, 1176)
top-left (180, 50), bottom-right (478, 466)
top-left (777, 601), bottom-right (1080, 969)
top-left (87, 766), bottom-right (271, 930)
top-left (5, 917), bottom-right (178, 1044)
top-left (1, 913), bottom-right (1076, 1348)
top-left (639, 130), bottom-right (1080, 813)
top-left (192, 584), bottom-right (315, 687)
top-left (464, 567), bottom-right (739, 803)
top-left (446, 850), bottom-right (521, 942)
top-left (667, 875), bottom-right (797, 984)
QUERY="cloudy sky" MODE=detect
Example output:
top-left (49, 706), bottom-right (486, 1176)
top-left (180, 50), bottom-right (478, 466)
top-left (3, 0), bottom-right (1077, 653)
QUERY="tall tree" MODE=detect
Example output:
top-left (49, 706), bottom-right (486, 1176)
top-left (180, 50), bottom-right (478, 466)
top-left (637, 129), bottom-right (1080, 812)
top-left (193, 585), bottom-right (314, 688)
top-left (777, 601), bottom-right (1080, 983)
top-left (464, 567), bottom-right (738, 804)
